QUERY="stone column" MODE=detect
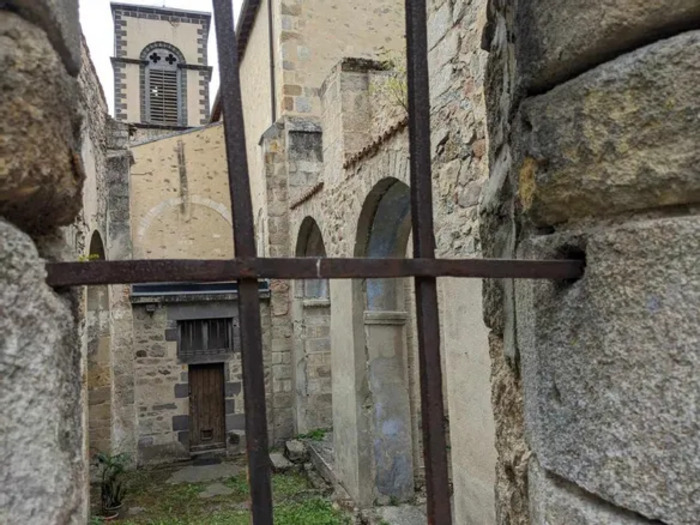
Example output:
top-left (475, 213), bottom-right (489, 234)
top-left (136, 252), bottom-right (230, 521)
top-left (482, 1), bottom-right (700, 523)
top-left (0, 1), bottom-right (87, 523)
top-left (106, 120), bottom-right (137, 462)
top-left (260, 122), bottom-right (295, 444)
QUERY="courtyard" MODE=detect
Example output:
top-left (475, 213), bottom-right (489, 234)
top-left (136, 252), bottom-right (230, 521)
top-left (90, 459), bottom-right (351, 525)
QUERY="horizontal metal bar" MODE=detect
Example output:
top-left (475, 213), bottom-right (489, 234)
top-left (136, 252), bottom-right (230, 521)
top-left (46, 257), bottom-right (584, 287)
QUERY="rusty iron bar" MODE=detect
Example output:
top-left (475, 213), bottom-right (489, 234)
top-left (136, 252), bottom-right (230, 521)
top-left (45, 258), bottom-right (584, 287)
top-left (212, 0), bottom-right (272, 523)
top-left (405, 0), bottom-right (452, 523)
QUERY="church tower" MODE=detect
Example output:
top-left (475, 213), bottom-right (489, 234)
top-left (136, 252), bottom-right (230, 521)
top-left (110, 3), bottom-right (212, 128)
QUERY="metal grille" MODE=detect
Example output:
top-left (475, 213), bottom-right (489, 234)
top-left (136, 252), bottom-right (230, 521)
top-left (178, 318), bottom-right (233, 358)
top-left (46, 1), bottom-right (585, 523)
top-left (148, 68), bottom-right (179, 124)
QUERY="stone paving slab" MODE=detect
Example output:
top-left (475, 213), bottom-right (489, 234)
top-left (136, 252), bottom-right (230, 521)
top-left (374, 504), bottom-right (427, 525)
top-left (167, 462), bottom-right (243, 484)
top-left (198, 482), bottom-right (235, 499)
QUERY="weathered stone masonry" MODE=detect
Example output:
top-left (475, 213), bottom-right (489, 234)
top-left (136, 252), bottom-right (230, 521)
top-left (0, 1), bottom-right (87, 523)
top-left (482, 1), bottom-right (700, 524)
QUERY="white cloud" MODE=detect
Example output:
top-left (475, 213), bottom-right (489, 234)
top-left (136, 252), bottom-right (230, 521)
top-left (79, 0), bottom-right (244, 116)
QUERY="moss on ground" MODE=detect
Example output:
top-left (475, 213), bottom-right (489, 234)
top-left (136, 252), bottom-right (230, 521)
top-left (90, 463), bottom-right (349, 525)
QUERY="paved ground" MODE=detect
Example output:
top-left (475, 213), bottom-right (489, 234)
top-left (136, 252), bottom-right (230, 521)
top-left (166, 462), bottom-right (243, 484)
top-left (374, 504), bottom-right (427, 525)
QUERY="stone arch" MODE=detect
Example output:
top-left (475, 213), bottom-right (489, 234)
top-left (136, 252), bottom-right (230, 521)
top-left (292, 217), bottom-right (333, 434)
top-left (296, 216), bottom-right (329, 298)
top-left (86, 231), bottom-right (112, 456)
top-left (351, 177), bottom-right (416, 502)
top-left (355, 178), bottom-right (412, 310)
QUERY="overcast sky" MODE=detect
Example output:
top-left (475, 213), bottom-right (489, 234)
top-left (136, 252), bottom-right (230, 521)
top-left (80, 0), bottom-right (244, 116)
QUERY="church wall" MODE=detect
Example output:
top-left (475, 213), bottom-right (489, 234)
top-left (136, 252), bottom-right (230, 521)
top-left (121, 63), bottom-right (141, 123)
top-left (129, 124), bottom-right (233, 260)
top-left (121, 16), bottom-right (203, 64)
top-left (276, 0), bottom-right (406, 118)
top-left (239, 0), bottom-right (274, 243)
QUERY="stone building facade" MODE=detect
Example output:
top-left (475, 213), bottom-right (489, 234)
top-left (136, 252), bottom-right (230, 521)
top-left (2, 0), bottom-right (699, 524)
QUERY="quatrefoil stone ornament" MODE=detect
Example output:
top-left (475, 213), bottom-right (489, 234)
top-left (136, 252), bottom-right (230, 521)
top-left (149, 52), bottom-right (161, 63)
top-left (165, 53), bottom-right (178, 65)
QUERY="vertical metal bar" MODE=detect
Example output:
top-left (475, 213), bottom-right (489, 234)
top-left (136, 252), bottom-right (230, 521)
top-left (212, 1), bottom-right (273, 523)
top-left (404, 1), bottom-right (453, 523)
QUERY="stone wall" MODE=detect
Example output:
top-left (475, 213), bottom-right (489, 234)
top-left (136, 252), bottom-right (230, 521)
top-left (131, 298), bottom-right (270, 465)
top-left (426, 1), bottom-right (496, 523)
top-left (280, 43), bottom-right (497, 518)
top-left (276, 0), bottom-right (406, 118)
top-left (129, 124), bottom-right (233, 260)
top-left (0, 1), bottom-right (88, 523)
top-left (482, 1), bottom-right (700, 523)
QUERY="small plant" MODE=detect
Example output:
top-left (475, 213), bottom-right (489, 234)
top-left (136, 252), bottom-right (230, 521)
top-left (78, 253), bottom-right (101, 262)
top-left (95, 452), bottom-right (129, 517)
top-left (371, 47), bottom-right (408, 112)
top-left (297, 428), bottom-right (327, 441)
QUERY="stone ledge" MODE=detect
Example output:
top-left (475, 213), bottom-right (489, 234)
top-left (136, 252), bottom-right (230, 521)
top-left (363, 310), bottom-right (408, 325)
top-left (516, 216), bottom-right (700, 524)
top-left (516, 1), bottom-right (700, 92)
top-left (2, 0), bottom-right (81, 76)
top-left (302, 298), bottom-right (331, 309)
top-left (518, 31), bottom-right (700, 227)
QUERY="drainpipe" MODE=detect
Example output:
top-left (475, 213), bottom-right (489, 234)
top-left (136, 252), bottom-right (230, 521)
top-left (267, 0), bottom-right (277, 123)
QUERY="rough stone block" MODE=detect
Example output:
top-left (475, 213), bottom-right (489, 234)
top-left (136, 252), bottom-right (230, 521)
top-left (517, 217), bottom-right (700, 524)
top-left (518, 31), bottom-right (700, 227)
top-left (3, 0), bottom-right (81, 75)
top-left (0, 13), bottom-right (83, 232)
top-left (174, 383), bottom-right (189, 399)
top-left (226, 414), bottom-right (245, 431)
top-left (284, 439), bottom-right (309, 464)
top-left (270, 452), bottom-right (294, 472)
top-left (172, 415), bottom-right (189, 432)
top-left (529, 459), bottom-right (648, 525)
top-left (225, 382), bottom-right (241, 397)
top-left (516, 1), bottom-right (700, 91)
top-left (0, 220), bottom-right (85, 523)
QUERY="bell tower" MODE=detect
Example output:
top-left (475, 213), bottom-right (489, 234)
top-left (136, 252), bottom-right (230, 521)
top-left (110, 2), bottom-right (212, 128)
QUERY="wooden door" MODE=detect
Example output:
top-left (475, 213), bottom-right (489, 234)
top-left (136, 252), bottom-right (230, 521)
top-left (189, 363), bottom-right (226, 451)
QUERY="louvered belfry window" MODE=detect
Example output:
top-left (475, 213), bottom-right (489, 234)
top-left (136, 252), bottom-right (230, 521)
top-left (146, 49), bottom-right (181, 125)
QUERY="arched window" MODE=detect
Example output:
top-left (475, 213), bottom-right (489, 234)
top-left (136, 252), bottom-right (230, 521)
top-left (140, 43), bottom-right (186, 126)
